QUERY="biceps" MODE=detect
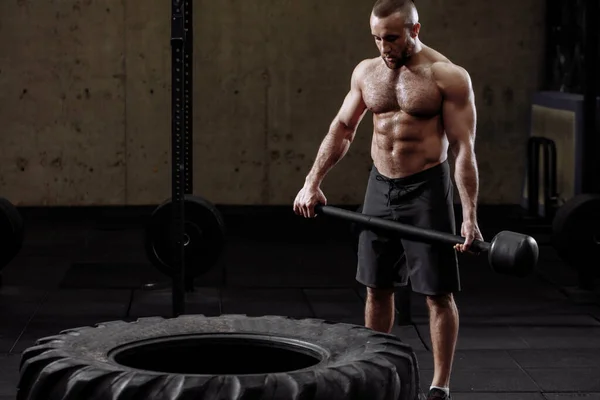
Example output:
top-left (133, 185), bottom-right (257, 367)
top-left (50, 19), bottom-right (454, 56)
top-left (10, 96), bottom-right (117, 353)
top-left (444, 96), bottom-right (476, 153)
top-left (336, 89), bottom-right (367, 132)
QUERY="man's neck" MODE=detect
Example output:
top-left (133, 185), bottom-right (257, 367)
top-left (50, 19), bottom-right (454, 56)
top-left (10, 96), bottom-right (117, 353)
top-left (412, 38), bottom-right (424, 55)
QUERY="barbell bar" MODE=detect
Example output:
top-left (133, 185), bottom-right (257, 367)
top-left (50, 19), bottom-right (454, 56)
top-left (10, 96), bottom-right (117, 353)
top-left (314, 204), bottom-right (539, 277)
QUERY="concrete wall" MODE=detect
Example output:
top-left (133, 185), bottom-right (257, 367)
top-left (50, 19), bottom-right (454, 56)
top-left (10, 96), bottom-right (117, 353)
top-left (0, 0), bottom-right (546, 206)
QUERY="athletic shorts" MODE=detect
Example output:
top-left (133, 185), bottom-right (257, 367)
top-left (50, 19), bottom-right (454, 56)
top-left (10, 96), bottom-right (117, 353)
top-left (356, 161), bottom-right (461, 296)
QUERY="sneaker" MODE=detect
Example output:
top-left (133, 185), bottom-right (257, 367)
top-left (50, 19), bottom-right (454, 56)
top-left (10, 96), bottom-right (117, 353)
top-left (427, 388), bottom-right (451, 400)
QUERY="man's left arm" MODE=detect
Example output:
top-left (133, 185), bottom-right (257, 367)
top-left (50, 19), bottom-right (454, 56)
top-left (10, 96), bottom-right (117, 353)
top-left (436, 63), bottom-right (481, 250)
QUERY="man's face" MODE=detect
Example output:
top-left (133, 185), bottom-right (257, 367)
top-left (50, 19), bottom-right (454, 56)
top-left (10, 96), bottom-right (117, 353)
top-left (370, 12), bottom-right (417, 69)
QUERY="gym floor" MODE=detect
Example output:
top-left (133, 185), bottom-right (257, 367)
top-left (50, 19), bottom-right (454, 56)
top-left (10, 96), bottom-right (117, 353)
top-left (1, 205), bottom-right (599, 399)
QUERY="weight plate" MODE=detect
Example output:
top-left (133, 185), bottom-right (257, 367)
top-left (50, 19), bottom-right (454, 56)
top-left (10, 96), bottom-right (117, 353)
top-left (0, 197), bottom-right (24, 271)
top-left (552, 194), bottom-right (600, 274)
top-left (145, 195), bottom-right (226, 278)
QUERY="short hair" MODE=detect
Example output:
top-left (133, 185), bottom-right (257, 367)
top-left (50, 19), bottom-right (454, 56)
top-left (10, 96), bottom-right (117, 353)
top-left (372, 0), bottom-right (418, 22)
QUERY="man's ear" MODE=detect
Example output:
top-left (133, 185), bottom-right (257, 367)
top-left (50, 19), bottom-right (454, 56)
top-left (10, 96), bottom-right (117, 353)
top-left (411, 22), bottom-right (421, 38)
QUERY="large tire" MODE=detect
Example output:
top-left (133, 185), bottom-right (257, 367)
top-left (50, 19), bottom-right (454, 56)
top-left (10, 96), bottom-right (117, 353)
top-left (17, 314), bottom-right (421, 400)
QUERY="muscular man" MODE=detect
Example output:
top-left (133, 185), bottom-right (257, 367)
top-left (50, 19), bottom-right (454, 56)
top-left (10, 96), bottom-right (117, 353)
top-left (293, 1), bottom-right (482, 399)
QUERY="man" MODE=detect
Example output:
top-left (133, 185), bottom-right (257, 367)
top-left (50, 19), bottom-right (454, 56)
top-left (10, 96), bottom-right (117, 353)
top-left (293, 0), bottom-right (482, 399)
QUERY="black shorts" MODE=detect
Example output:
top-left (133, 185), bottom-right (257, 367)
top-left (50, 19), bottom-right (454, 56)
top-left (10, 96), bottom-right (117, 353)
top-left (356, 161), bottom-right (460, 296)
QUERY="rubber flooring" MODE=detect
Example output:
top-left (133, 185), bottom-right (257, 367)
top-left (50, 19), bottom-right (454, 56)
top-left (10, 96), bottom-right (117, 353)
top-left (0, 205), bottom-right (599, 399)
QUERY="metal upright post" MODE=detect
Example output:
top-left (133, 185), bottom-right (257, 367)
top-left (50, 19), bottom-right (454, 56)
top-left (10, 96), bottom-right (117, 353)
top-left (183, 0), bottom-right (194, 197)
top-left (171, 0), bottom-right (186, 317)
top-left (183, 0), bottom-right (195, 293)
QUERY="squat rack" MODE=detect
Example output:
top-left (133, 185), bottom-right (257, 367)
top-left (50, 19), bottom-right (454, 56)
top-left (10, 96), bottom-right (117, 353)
top-left (170, 0), bottom-right (193, 317)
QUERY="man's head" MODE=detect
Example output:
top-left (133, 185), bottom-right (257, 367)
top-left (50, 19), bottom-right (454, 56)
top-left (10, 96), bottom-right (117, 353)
top-left (370, 0), bottom-right (421, 69)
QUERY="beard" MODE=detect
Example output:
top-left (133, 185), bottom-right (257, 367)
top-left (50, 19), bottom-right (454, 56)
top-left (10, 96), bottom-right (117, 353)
top-left (383, 39), bottom-right (415, 69)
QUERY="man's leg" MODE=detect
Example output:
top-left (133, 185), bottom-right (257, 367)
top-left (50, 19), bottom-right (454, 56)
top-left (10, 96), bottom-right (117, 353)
top-left (427, 293), bottom-right (459, 388)
top-left (357, 164), bottom-right (406, 333)
top-left (393, 161), bottom-right (459, 396)
top-left (365, 287), bottom-right (395, 333)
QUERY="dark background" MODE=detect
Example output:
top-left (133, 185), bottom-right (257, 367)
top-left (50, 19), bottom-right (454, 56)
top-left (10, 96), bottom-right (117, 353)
top-left (1, 0), bottom-right (600, 399)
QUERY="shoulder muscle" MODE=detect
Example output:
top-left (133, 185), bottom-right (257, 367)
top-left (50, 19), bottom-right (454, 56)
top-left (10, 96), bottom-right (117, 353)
top-left (432, 62), bottom-right (473, 103)
top-left (351, 58), bottom-right (374, 90)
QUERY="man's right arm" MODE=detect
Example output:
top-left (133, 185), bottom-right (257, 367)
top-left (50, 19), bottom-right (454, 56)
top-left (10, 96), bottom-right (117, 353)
top-left (304, 61), bottom-right (369, 189)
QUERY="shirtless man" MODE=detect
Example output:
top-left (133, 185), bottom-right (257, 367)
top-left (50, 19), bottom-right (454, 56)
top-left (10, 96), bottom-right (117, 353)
top-left (293, 1), bottom-right (482, 399)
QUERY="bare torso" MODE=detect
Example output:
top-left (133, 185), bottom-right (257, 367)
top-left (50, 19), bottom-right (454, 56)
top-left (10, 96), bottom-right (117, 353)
top-left (360, 47), bottom-right (451, 178)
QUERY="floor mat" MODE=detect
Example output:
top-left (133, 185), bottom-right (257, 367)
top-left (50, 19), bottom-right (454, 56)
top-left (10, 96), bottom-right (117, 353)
top-left (59, 262), bottom-right (167, 289)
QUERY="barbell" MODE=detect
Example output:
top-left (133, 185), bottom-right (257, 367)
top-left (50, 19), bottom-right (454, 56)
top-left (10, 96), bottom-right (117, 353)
top-left (314, 204), bottom-right (539, 278)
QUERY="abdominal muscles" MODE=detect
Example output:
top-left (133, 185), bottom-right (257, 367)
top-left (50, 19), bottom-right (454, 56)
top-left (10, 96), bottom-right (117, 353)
top-left (371, 112), bottom-right (447, 178)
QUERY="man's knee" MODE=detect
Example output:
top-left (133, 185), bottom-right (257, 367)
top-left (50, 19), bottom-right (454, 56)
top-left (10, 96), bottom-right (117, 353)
top-left (426, 293), bottom-right (455, 311)
top-left (367, 286), bottom-right (395, 301)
